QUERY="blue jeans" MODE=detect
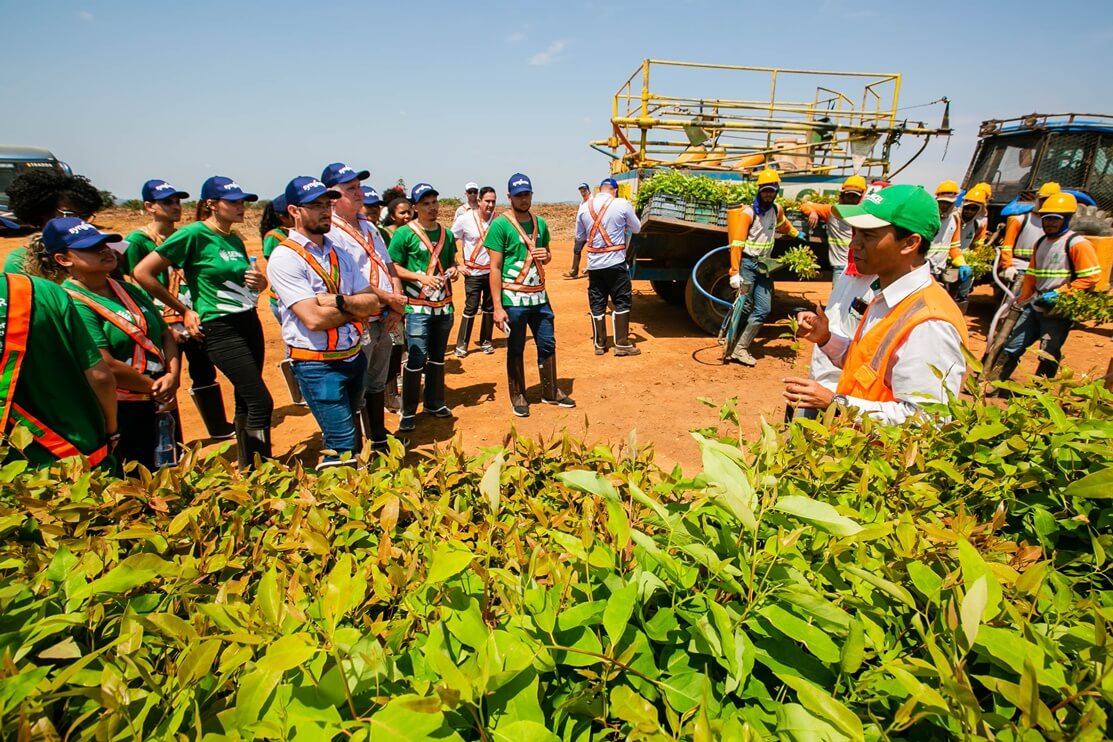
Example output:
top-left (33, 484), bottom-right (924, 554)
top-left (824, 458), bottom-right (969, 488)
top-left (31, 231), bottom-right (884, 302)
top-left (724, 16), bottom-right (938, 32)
top-left (404, 312), bottom-right (454, 368)
top-left (292, 352), bottom-right (368, 464)
top-left (740, 256), bottom-right (773, 326)
top-left (506, 303), bottom-right (557, 361)
top-left (1002, 306), bottom-right (1072, 377)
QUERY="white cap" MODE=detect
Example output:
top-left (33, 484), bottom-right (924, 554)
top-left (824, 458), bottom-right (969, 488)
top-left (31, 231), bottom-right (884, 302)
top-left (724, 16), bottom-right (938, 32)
top-left (464, 181), bottom-right (479, 191)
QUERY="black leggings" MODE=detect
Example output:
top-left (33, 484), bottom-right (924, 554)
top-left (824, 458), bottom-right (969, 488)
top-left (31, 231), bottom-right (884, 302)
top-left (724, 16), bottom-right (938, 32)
top-left (179, 335), bottom-right (218, 388)
top-left (202, 310), bottom-right (273, 429)
top-left (462, 274), bottom-right (494, 316)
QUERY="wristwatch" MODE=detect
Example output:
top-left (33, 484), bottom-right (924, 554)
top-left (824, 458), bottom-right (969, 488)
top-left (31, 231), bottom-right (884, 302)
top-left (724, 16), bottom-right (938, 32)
top-left (832, 394), bottom-right (849, 407)
top-left (334, 294), bottom-right (346, 311)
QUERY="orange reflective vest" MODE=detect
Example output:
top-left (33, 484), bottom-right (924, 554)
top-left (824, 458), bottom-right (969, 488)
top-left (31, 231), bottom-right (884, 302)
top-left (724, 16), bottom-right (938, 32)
top-left (836, 281), bottom-right (968, 402)
top-left (499, 212), bottom-right (547, 293)
top-left (330, 214), bottom-right (392, 317)
top-left (585, 196), bottom-right (625, 255)
top-left (278, 238), bottom-right (363, 362)
top-left (404, 222), bottom-right (453, 309)
top-left (1, 274), bottom-right (109, 465)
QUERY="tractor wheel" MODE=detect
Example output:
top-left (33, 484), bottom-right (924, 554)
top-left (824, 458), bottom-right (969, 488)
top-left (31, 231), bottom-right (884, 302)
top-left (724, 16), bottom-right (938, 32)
top-left (684, 250), bottom-right (733, 335)
top-left (651, 279), bottom-right (686, 306)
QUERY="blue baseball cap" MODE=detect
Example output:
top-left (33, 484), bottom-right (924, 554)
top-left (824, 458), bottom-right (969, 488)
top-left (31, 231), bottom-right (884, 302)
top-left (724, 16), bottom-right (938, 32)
top-left (271, 194), bottom-right (288, 214)
top-left (411, 183), bottom-right (438, 202)
top-left (361, 186), bottom-right (383, 206)
top-left (285, 177), bottom-right (341, 206)
top-left (141, 179), bottom-right (189, 202)
top-left (508, 173), bottom-right (533, 196)
top-left (0, 216), bottom-right (19, 231)
top-left (600, 178), bottom-right (618, 190)
top-left (321, 162), bottom-right (370, 188)
top-left (199, 176), bottom-right (258, 202)
top-left (577, 182), bottom-right (590, 191)
top-left (41, 217), bottom-right (122, 254)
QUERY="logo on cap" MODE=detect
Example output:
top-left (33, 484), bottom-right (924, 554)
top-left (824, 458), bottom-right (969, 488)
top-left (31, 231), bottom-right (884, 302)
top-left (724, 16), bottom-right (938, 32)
top-left (512, 178), bottom-right (529, 186)
top-left (302, 180), bottom-right (326, 191)
top-left (68, 222), bottom-right (96, 235)
top-left (154, 182), bottom-right (174, 191)
top-left (223, 182), bottom-right (242, 191)
top-left (865, 193), bottom-right (884, 205)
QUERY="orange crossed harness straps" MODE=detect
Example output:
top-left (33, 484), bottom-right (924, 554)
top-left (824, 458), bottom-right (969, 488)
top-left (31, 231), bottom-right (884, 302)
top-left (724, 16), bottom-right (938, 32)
top-left (405, 222), bottom-right (453, 308)
top-left (65, 278), bottom-right (166, 401)
top-left (585, 196), bottom-right (625, 255)
top-left (263, 228), bottom-right (287, 303)
top-left (463, 211), bottom-right (491, 270)
top-left (279, 238), bottom-right (363, 361)
top-left (1, 274), bottom-right (109, 465)
top-left (330, 215), bottom-right (391, 317)
top-left (501, 212), bottom-right (546, 293)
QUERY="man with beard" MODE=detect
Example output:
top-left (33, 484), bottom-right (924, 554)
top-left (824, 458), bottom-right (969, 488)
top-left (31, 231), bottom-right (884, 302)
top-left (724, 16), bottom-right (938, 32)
top-left (322, 163), bottom-right (408, 451)
top-left (451, 186), bottom-right (497, 357)
top-left (266, 177), bottom-right (383, 468)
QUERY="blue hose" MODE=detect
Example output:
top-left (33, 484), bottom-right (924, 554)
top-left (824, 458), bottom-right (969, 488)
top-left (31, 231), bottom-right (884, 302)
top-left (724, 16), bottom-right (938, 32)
top-left (690, 246), bottom-right (734, 310)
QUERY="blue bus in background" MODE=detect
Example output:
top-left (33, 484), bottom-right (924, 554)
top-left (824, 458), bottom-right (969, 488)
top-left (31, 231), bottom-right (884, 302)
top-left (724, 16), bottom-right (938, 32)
top-left (0, 146), bottom-right (72, 227)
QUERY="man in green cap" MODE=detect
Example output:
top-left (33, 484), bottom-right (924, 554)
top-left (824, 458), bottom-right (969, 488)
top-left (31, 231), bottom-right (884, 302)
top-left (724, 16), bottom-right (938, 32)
top-left (783, 184), bottom-right (969, 425)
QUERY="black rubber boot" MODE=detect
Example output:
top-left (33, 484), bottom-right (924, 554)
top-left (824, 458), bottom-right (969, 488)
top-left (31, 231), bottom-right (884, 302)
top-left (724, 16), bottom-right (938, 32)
top-left (592, 315), bottom-right (608, 355)
top-left (189, 383), bottom-right (236, 439)
top-left (613, 311), bottom-right (641, 356)
top-left (233, 415), bottom-right (249, 468)
top-left (398, 366), bottom-right (422, 432)
top-left (507, 355), bottom-right (530, 417)
top-left (563, 248), bottom-right (582, 279)
top-left (241, 427), bottom-right (271, 470)
top-left (454, 314), bottom-right (474, 357)
top-left (1035, 357), bottom-right (1060, 379)
top-left (539, 355), bottom-right (576, 408)
top-left (384, 345), bottom-right (403, 413)
top-left (362, 391), bottom-right (389, 450)
top-left (478, 313), bottom-right (495, 353)
top-left (423, 361), bottom-right (452, 417)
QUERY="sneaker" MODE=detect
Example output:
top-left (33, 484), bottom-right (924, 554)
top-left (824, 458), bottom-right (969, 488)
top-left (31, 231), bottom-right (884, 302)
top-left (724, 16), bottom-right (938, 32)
top-left (542, 395), bottom-right (577, 408)
top-left (562, 271), bottom-right (578, 279)
top-left (511, 401), bottom-right (530, 418)
top-left (594, 345), bottom-right (606, 356)
top-left (397, 415), bottom-right (416, 432)
top-left (454, 347), bottom-right (467, 358)
top-left (614, 345), bottom-right (641, 357)
top-left (425, 404), bottom-right (453, 418)
top-left (480, 341), bottom-right (495, 354)
top-left (731, 347), bottom-right (757, 366)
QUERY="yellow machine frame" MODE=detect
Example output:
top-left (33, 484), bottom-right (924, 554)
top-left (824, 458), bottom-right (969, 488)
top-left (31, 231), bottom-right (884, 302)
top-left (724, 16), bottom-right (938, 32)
top-left (591, 59), bottom-right (950, 180)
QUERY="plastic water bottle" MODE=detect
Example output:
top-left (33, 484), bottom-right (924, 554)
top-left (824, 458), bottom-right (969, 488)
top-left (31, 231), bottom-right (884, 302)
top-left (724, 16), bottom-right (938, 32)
top-left (248, 256), bottom-right (261, 303)
top-left (154, 412), bottom-right (177, 467)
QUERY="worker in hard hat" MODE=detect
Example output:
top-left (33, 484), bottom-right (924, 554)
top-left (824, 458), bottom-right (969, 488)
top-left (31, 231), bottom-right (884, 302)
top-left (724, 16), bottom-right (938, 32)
top-left (925, 180), bottom-right (967, 285)
top-left (995, 192), bottom-right (1101, 382)
top-left (998, 182), bottom-right (1061, 285)
top-left (726, 168), bottom-right (804, 366)
top-left (800, 175), bottom-right (866, 287)
top-left (951, 186), bottom-right (989, 311)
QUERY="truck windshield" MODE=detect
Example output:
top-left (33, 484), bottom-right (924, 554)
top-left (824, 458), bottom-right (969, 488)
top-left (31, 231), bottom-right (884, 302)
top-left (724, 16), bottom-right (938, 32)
top-left (967, 134), bottom-right (1039, 203)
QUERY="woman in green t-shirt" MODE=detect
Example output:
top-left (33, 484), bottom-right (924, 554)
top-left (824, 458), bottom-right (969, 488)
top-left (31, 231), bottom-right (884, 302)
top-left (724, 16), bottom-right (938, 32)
top-left (48, 218), bottom-right (181, 471)
top-left (259, 194), bottom-right (294, 324)
top-left (133, 176), bottom-right (273, 468)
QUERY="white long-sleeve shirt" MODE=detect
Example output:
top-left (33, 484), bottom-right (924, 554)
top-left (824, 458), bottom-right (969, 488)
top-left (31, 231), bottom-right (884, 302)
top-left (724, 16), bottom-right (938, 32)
top-left (810, 272), bottom-right (877, 391)
top-left (820, 263), bottom-right (966, 425)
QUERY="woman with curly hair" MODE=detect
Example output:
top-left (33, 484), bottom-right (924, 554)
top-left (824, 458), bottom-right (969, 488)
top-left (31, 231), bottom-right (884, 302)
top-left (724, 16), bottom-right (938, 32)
top-left (3, 169), bottom-right (105, 280)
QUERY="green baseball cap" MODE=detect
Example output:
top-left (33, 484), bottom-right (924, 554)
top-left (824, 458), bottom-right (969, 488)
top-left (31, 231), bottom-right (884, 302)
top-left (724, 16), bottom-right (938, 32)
top-left (834, 184), bottom-right (940, 242)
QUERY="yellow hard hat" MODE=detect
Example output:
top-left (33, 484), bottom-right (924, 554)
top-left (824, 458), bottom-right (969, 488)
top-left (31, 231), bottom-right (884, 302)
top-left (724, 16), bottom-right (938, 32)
top-left (963, 188), bottom-right (988, 206)
top-left (972, 181), bottom-right (992, 199)
top-left (1037, 192), bottom-right (1077, 215)
top-left (1037, 182), bottom-right (1061, 199)
top-left (841, 175), bottom-right (867, 192)
top-left (756, 168), bottom-right (781, 188)
top-left (935, 180), bottom-right (960, 200)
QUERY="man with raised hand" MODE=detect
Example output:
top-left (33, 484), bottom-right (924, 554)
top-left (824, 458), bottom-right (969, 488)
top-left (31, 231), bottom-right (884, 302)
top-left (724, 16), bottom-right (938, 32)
top-left (576, 177), bottom-right (642, 356)
top-left (388, 182), bottom-right (459, 433)
top-left (266, 177), bottom-right (382, 468)
top-left (451, 186), bottom-right (497, 357)
top-left (322, 163), bottom-right (408, 451)
top-left (486, 173), bottom-right (575, 417)
top-left (784, 184), bottom-right (969, 426)
top-left (563, 181), bottom-right (593, 279)
top-left (454, 182), bottom-right (480, 221)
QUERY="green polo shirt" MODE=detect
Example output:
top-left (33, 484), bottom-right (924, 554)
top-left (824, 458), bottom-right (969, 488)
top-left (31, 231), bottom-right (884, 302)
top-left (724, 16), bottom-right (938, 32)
top-left (388, 223), bottom-right (457, 316)
top-left (3, 246), bottom-right (29, 275)
top-left (483, 213), bottom-right (550, 307)
top-left (155, 221), bottom-right (256, 323)
top-left (122, 229), bottom-right (192, 316)
top-left (63, 279), bottom-right (167, 374)
top-left (1, 275), bottom-right (106, 466)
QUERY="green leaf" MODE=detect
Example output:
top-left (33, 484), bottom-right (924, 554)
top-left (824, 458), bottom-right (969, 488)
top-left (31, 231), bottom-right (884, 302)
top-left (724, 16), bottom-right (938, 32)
top-left (229, 667), bottom-right (281, 731)
top-left (967, 422), bottom-right (1009, 442)
top-left (557, 470), bottom-right (619, 501)
top-left (779, 674), bottom-right (864, 740)
top-left (602, 583), bottom-right (637, 646)
top-left (491, 720), bottom-right (560, 742)
top-left (610, 685), bottom-right (660, 732)
top-left (960, 575), bottom-right (988, 646)
top-left (760, 604), bottom-right (841, 663)
top-left (1065, 466), bottom-right (1113, 499)
top-left (843, 565), bottom-right (916, 609)
top-left (257, 633), bottom-right (317, 673)
top-left (773, 495), bottom-right (863, 537)
top-left (255, 567), bottom-right (282, 626)
top-left (480, 451), bottom-right (504, 515)
top-left (695, 434), bottom-right (757, 530)
top-left (75, 553), bottom-right (171, 600)
top-left (776, 703), bottom-right (849, 742)
top-left (840, 619), bottom-right (865, 675)
top-left (178, 639), bottom-right (222, 686)
top-left (368, 695), bottom-right (446, 741)
top-left (0, 666), bottom-right (50, 717)
top-left (425, 543), bottom-right (474, 585)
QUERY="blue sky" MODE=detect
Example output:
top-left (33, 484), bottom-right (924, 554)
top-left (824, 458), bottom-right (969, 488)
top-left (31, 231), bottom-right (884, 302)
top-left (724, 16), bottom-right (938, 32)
top-left (4, 0), bottom-right (1112, 202)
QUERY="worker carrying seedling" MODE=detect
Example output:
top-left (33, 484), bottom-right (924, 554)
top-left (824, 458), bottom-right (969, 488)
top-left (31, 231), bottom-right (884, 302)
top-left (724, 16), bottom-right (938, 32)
top-left (999, 182), bottom-right (1061, 285)
top-left (925, 180), bottom-right (969, 292)
top-left (993, 192), bottom-right (1102, 382)
top-left (784, 184), bottom-right (969, 425)
top-left (726, 168), bottom-right (804, 366)
top-left (952, 185), bottom-right (990, 311)
top-left (575, 177), bottom-right (642, 356)
top-left (800, 175), bottom-right (867, 287)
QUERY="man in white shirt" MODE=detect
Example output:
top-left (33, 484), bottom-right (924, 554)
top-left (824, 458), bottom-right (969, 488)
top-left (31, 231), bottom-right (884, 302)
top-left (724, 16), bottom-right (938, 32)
top-left (451, 186), bottom-right (497, 357)
top-left (267, 177), bottom-right (383, 467)
top-left (575, 178), bottom-right (642, 356)
top-left (563, 182), bottom-right (593, 279)
top-left (784, 184), bottom-right (969, 426)
top-left (453, 182), bottom-right (480, 221)
top-left (321, 162), bottom-right (408, 451)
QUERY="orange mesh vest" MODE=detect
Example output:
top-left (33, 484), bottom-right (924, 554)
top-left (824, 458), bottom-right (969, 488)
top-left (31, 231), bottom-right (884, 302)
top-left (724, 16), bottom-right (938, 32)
top-left (836, 281), bottom-right (968, 402)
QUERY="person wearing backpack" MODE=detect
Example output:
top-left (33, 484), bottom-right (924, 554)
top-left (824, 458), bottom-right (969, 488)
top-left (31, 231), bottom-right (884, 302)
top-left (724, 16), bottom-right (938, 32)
top-left (996, 192), bottom-right (1102, 381)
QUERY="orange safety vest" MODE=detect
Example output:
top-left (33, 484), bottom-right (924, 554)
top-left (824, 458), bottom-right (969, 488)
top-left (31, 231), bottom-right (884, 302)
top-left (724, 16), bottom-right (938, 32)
top-left (138, 226), bottom-right (187, 323)
top-left (836, 281), bottom-right (968, 402)
top-left (330, 215), bottom-right (391, 316)
top-left (404, 222), bottom-right (453, 308)
top-left (584, 196), bottom-right (625, 255)
top-left (65, 278), bottom-right (167, 401)
top-left (263, 228), bottom-right (287, 304)
top-left (1, 274), bottom-right (109, 465)
top-left (463, 211), bottom-right (491, 270)
top-left (278, 238), bottom-right (363, 362)
top-left (500, 212), bottom-right (547, 293)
